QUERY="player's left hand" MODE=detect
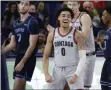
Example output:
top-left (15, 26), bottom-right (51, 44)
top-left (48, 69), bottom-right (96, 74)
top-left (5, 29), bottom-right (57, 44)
top-left (46, 24), bottom-right (55, 32)
top-left (69, 74), bottom-right (78, 84)
top-left (15, 61), bottom-right (24, 72)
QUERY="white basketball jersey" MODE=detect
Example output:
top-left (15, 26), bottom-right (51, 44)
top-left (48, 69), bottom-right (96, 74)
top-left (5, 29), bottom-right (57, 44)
top-left (53, 28), bottom-right (79, 67)
top-left (71, 13), bottom-right (95, 53)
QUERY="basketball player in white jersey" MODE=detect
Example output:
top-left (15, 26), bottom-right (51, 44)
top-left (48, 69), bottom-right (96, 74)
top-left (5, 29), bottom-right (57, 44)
top-left (43, 7), bottom-right (87, 89)
top-left (46, 1), bottom-right (96, 90)
top-left (67, 1), bottom-right (96, 89)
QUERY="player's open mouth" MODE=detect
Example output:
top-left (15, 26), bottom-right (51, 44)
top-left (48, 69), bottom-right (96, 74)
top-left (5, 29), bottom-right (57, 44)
top-left (21, 9), bottom-right (25, 11)
top-left (63, 21), bottom-right (69, 23)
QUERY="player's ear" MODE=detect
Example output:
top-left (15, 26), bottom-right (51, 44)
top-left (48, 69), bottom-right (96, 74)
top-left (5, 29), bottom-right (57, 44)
top-left (58, 16), bottom-right (60, 21)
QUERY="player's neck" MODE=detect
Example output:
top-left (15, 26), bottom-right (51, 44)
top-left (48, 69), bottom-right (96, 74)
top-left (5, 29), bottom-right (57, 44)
top-left (20, 13), bottom-right (29, 22)
top-left (59, 26), bottom-right (70, 33)
top-left (107, 23), bottom-right (111, 29)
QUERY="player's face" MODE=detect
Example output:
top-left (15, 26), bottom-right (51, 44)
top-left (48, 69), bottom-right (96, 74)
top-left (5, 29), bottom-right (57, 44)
top-left (67, 1), bottom-right (80, 14)
top-left (83, 2), bottom-right (93, 13)
top-left (102, 10), bottom-right (111, 25)
top-left (11, 4), bottom-right (17, 13)
top-left (19, 1), bottom-right (30, 14)
top-left (58, 11), bottom-right (72, 28)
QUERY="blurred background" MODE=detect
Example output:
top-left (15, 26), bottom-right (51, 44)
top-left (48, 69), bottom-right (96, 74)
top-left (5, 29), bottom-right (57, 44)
top-left (1, 1), bottom-right (111, 90)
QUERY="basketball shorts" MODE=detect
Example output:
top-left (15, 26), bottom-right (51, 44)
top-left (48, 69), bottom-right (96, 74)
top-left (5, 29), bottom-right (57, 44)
top-left (48, 65), bottom-right (84, 89)
top-left (100, 59), bottom-right (111, 88)
top-left (13, 54), bottom-right (36, 81)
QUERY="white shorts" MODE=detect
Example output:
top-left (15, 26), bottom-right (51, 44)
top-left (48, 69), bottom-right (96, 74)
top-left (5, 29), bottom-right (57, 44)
top-left (83, 55), bottom-right (96, 87)
top-left (48, 65), bottom-right (84, 89)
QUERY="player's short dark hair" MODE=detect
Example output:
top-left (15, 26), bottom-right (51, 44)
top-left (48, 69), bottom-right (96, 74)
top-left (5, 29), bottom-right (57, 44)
top-left (19, 1), bottom-right (32, 5)
top-left (105, 6), bottom-right (111, 15)
top-left (67, 1), bottom-right (80, 4)
top-left (56, 7), bottom-right (74, 19)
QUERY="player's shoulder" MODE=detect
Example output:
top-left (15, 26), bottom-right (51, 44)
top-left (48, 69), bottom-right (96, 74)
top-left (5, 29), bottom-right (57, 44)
top-left (13, 18), bottom-right (20, 27)
top-left (28, 15), bottom-right (38, 24)
top-left (47, 30), bottom-right (55, 40)
top-left (80, 12), bottom-right (91, 19)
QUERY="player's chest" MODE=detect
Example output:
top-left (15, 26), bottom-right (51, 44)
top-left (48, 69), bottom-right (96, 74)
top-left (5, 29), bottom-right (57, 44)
top-left (72, 20), bottom-right (81, 30)
top-left (54, 34), bottom-right (74, 47)
top-left (14, 24), bottom-right (29, 35)
top-left (54, 34), bottom-right (74, 41)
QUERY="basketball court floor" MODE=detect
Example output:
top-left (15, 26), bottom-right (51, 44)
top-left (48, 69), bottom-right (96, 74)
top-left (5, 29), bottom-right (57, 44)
top-left (7, 57), bottom-right (105, 89)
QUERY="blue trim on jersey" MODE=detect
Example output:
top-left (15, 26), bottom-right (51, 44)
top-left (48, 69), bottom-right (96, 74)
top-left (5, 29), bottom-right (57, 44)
top-left (100, 81), bottom-right (109, 84)
top-left (15, 74), bottom-right (25, 78)
top-left (27, 17), bottom-right (32, 32)
top-left (101, 83), bottom-right (109, 86)
top-left (27, 16), bottom-right (38, 32)
top-left (101, 81), bottom-right (111, 87)
top-left (13, 73), bottom-right (31, 81)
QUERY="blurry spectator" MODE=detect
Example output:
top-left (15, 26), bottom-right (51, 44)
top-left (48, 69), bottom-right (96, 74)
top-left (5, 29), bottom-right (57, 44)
top-left (96, 30), bottom-right (105, 51)
top-left (83, 1), bottom-right (101, 27)
top-left (2, 1), bottom-right (20, 39)
top-left (82, 1), bottom-right (103, 35)
top-left (29, 4), bottom-right (48, 53)
top-left (36, 1), bottom-right (49, 26)
top-left (92, 1), bottom-right (106, 9)
top-left (92, 1), bottom-right (106, 23)
top-left (29, 4), bottom-right (36, 13)
top-left (37, 32), bottom-right (47, 53)
top-left (2, 33), bottom-right (12, 49)
top-left (29, 4), bottom-right (45, 31)
top-left (61, 1), bottom-right (67, 8)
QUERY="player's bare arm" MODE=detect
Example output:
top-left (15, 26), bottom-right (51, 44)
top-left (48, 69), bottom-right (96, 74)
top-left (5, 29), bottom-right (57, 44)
top-left (15, 34), bottom-right (39, 72)
top-left (42, 31), bottom-right (54, 83)
top-left (2, 39), bottom-right (7, 49)
top-left (75, 30), bottom-right (85, 50)
top-left (69, 30), bottom-right (86, 84)
top-left (2, 35), bottom-right (16, 54)
top-left (81, 13), bottom-right (92, 41)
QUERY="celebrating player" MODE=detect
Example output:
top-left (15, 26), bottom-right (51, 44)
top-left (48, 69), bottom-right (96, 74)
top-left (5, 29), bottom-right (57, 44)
top-left (43, 7), bottom-right (87, 89)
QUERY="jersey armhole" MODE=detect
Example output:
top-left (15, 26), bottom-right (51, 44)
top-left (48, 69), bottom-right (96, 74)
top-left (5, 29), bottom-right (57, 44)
top-left (73, 29), bottom-right (77, 44)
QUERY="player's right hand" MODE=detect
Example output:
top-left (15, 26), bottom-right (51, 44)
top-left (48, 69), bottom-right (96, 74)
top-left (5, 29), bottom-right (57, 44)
top-left (45, 74), bottom-right (53, 83)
